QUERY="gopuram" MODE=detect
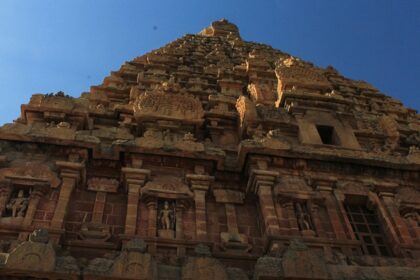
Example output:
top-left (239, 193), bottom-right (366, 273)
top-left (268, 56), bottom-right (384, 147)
top-left (0, 19), bottom-right (419, 279)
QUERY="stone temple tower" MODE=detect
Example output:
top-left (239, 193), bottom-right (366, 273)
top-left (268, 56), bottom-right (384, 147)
top-left (0, 19), bottom-right (419, 279)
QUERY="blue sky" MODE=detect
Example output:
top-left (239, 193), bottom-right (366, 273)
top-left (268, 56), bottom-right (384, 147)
top-left (0, 0), bottom-right (419, 125)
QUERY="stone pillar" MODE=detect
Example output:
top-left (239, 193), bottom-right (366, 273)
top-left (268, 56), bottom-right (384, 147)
top-left (122, 167), bottom-right (150, 236)
top-left (193, 189), bottom-right (207, 240)
top-left (378, 191), bottom-right (413, 245)
top-left (247, 169), bottom-right (280, 236)
top-left (175, 200), bottom-right (189, 240)
top-left (314, 179), bottom-right (347, 240)
top-left (0, 179), bottom-right (12, 217)
top-left (23, 185), bottom-right (48, 226)
top-left (51, 177), bottom-right (77, 229)
top-left (125, 184), bottom-right (141, 235)
top-left (92, 192), bottom-right (107, 224)
top-left (186, 173), bottom-right (214, 241)
top-left (213, 189), bottom-right (249, 249)
top-left (225, 204), bottom-right (239, 234)
top-left (146, 198), bottom-right (157, 237)
top-left (51, 161), bottom-right (84, 229)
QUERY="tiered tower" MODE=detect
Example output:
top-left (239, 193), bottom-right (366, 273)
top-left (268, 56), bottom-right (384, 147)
top-left (0, 19), bottom-right (419, 280)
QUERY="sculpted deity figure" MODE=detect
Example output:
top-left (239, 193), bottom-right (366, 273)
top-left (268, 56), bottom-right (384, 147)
top-left (295, 202), bottom-right (313, 231)
top-left (6, 190), bottom-right (29, 218)
top-left (159, 201), bottom-right (174, 230)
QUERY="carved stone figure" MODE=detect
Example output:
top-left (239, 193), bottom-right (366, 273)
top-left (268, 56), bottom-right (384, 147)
top-left (295, 202), bottom-right (313, 231)
top-left (5, 190), bottom-right (29, 218)
top-left (159, 201), bottom-right (175, 230)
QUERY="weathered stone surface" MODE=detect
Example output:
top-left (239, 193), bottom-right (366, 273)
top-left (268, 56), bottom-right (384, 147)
top-left (0, 19), bottom-right (419, 280)
top-left (281, 239), bottom-right (329, 279)
top-left (5, 229), bottom-right (56, 272)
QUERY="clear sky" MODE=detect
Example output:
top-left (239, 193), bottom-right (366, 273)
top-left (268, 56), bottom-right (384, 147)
top-left (0, 0), bottom-right (419, 125)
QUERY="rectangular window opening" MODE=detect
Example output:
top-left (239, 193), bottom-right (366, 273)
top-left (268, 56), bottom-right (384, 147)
top-left (316, 125), bottom-right (339, 145)
top-left (344, 202), bottom-right (392, 257)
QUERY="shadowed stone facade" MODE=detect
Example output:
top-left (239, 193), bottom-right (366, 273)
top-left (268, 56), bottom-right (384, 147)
top-left (0, 19), bottom-right (419, 279)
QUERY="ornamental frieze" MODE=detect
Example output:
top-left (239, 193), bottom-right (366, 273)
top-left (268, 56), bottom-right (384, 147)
top-left (133, 90), bottom-right (204, 124)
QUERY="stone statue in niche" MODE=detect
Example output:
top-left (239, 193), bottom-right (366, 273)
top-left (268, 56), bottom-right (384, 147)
top-left (5, 190), bottom-right (29, 218)
top-left (295, 202), bottom-right (314, 235)
top-left (158, 201), bottom-right (175, 239)
top-left (159, 201), bottom-right (175, 230)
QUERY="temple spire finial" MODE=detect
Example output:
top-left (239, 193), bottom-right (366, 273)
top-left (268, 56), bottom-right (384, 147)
top-left (199, 19), bottom-right (241, 39)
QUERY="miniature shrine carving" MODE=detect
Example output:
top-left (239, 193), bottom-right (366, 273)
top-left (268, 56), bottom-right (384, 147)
top-left (5, 189), bottom-right (29, 218)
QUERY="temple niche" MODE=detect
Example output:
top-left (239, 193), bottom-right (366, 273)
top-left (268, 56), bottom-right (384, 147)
top-left (157, 200), bottom-right (176, 238)
top-left (0, 19), bottom-right (420, 280)
top-left (3, 189), bottom-right (30, 218)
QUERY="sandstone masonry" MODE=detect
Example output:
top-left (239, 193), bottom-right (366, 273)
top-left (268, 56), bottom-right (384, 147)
top-left (0, 19), bottom-right (419, 280)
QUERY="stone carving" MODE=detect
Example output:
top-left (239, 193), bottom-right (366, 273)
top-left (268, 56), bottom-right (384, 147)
top-left (111, 238), bottom-right (157, 279)
top-left (407, 146), bottom-right (420, 163)
top-left (174, 132), bottom-right (205, 152)
top-left (0, 162), bottom-right (61, 189)
top-left (79, 222), bottom-right (112, 242)
top-left (133, 89), bottom-right (204, 124)
top-left (276, 57), bottom-right (331, 91)
top-left (295, 202), bottom-right (314, 232)
top-left (29, 228), bottom-right (50, 243)
top-left (379, 115), bottom-right (400, 152)
top-left (405, 131), bottom-right (420, 148)
top-left (87, 177), bottom-right (119, 192)
top-left (158, 200), bottom-right (176, 239)
top-left (281, 239), bottom-right (328, 279)
top-left (142, 176), bottom-right (193, 199)
top-left (182, 244), bottom-right (229, 280)
top-left (5, 189), bottom-right (29, 217)
top-left (0, 19), bottom-right (420, 280)
top-left (261, 129), bottom-right (291, 150)
top-left (248, 81), bottom-right (277, 105)
top-left (199, 19), bottom-right (241, 39)
top-left (158, 201), bottom-right (175, 230)
top-left (124, 238), bottom-right (147, 253)
top-left (5, 229), bottom-right (56, 272)
top-left (195, 243), bottom-right (212, 257)
top-left (136, 128), bottom-right (204, 152)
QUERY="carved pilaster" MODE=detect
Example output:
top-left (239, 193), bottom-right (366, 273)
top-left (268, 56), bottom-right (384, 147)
top-left (376, 185), bottom-right (413, 245)
top-left (213, 189), bottom-right (250, 251)
top-left (121, 167), bottom-right (150, 235)
top-left (145, 198), bottom-right (157, 238)
top-left (23, 184), bottom-right (49, 227)
top-left (313, 178), bottom-right (348, 240)
top-left (0, 179), bottom-right (12, 217)
top-left (50, 161), bottom-right (85, 229)
top-left (186, 173), bottom-right (214, 240)
top-left (247, 169), bottom-right (280, 236)
top-left (175, 200), bottom-right (189, 240)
